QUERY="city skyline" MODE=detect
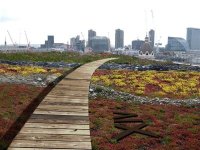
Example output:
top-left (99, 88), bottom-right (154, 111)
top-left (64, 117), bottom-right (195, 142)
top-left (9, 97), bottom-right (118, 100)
top-left (0, 0), bottom-right (200, 46)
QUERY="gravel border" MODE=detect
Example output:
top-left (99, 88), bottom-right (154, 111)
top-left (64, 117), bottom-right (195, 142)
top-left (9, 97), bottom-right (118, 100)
top-left (89, 84), bottom-right (200, 106)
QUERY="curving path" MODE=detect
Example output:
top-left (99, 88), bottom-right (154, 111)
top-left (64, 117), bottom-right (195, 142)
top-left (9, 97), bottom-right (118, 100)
top-left (8, 58), bottom-right (116, 150)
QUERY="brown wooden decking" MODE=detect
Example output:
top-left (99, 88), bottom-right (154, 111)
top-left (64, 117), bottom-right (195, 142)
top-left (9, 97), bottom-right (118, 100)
top-left (8, 58), bottom-right (116, 150)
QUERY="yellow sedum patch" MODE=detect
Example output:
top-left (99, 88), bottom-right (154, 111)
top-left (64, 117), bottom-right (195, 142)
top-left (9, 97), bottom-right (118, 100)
top-left (92, 70), bottom-right (200, 99)
top-left (0, 64), bottom-right (65, 77)
top-left (0, 69), bottom-right (5, 73)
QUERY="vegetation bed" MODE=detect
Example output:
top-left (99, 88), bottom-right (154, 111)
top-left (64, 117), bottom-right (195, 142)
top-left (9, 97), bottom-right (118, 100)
top-left (0, 83), bottom-right (43, 148)
top-left (91, 70), bottom-right (200, 99)
top-left (89, 66), bottom-right (200, 149)
top-left (89, 98), bottom-right (200, 150)
top-left (0, 63), bottom-right (70, 149)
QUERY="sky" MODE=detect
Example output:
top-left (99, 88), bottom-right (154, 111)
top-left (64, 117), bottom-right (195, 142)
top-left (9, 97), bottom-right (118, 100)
top-left (0, 0), bottom-right (200, 47)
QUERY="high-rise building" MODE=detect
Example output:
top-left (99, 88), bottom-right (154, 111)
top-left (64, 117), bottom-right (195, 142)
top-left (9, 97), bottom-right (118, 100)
top-left (149, 29), bottom-right (155, 48)
top-left (115, 29), bottom-right (124, 49)
top-left (70, 37), bottom-right (76, 48)
top-left (40, 35), bottom-right (54, 48)
top-left (88, 29), bottom-right (96, 47)
top-left (88, 30), bottom-right (96, 41)
top-left (187, 28), bottom-right (200, 50)
top-left (47, 35), bottom-right (54, 48)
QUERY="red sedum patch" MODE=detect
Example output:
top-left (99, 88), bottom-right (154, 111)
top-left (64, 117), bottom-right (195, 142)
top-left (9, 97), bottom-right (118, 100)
top-left (0, 84), bottom-right (43, 144)
top-left (89, 98), bottom-right (200, 150)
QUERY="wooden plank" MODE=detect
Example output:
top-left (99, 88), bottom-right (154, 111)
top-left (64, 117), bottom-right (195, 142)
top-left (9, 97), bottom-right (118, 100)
top-left (55, 84), bottom-right (88, 87)
top-left (38, 103), bottom-right (88, 107)
top-left (59, 80), bottom-right (90, 84)
top-left (30, 114), bottom-right (89, 121)
top-left (37, 105), bottom-right (88, 111)
top-left (55, 80), bottom-right (89, 86)
top-left (40, 101), bottom-right (88, 106)
top-left (28, 119), bottom-right (89, 125)
top-left (114, 118), bottom-right (143, 123)
top-left (56, 85), bottom-right (89, 88)
top-left (52, 87), bottom-right (89, 90)
top-left (9, 140), bottom-right (91, 149)
top-left (56, 84), bottom-right (89, 88)
top-left (50, 90), bottom-right (88, 94)
top-left (50, 89), bottom-right (88, 94)
top-left (47, 94), bottom-right (88, 97)
top-left (42, 98), bottom-right (88, 104)
top-left (58, 82), bottom-right (89, 87)
top-left (28, 114), bottom-right (89, 124)
top-left (45, 96), bottom-right (88, 100)
top-left (19, 127), bottom-right (90, 135)
top-left (48, 92), bottom-right (88, 96)
top-left (47, 93), bottom-right (88, 97)
top-left (62, 77), bottom-right (90, 80)
top-left (14, 133), bottom-right (91, 141)
top-left (58, 81), bottom-right (89, 84)
top-left (114, 123), bottom-right (159, 141)
top-left (66, 76), bottom-right (91, 79)
top-left (9, 148), bottom-right (91, 150)
top-left (35, 107), bottom-right (88, 113)
top-left (43, 95), bottom-right (88, 100)
top-left (64, 79), bottom-right (91, 81)
top-left (52, 87), bottom-right (89, 92)
top-left (34, 110), bottom-right (88, 116)
top-left (23, 123), bottom-right (90, 129)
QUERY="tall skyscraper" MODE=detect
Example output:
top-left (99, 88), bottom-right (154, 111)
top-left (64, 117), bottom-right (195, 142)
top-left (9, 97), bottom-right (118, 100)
top-left (187, 28), bottom-right (200, 50)
top-left (115, 29), bottom-right (124, 49)
top-left (88, 29), bottom-right (96, 47)
top-left (47, 35), bottom-right (54, 48)
top-left (149, 29), bottom-right (155, 48)
top-left (70, 37), bottom-right (76, 48)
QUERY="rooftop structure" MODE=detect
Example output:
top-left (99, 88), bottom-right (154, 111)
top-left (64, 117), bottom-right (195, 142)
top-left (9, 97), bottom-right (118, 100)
top-left (70, 35), bottom-right (85, 51)
top-left (139, 36), bottom-right (154, 58)
top-left (132, 40), bottom-right (144, 50)
top-left (166, 37), bottom-right (189, 51)
top-left (90, 36), bottom-right (110, 52)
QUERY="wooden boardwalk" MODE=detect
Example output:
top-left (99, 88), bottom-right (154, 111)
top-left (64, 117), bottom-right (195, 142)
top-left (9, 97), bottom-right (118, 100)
top-left (8, 58), bottom-right (116, 150)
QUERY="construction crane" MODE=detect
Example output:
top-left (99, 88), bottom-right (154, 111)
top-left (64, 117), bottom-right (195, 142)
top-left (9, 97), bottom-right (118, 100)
top-left (24, 30), bottom-right (30, 49)
top-left (151, 10), bottom-right (155, 30)
top-left (81, 32), bottom-right (85, 41)
top-left (155, 36), bottom-right (162, 53)
top-left (80, 32), bottom-right (86, 51)
top-left (5, 36), bottom-right (7, 46)
top-left (7, 30), bottom-right (16, 47)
